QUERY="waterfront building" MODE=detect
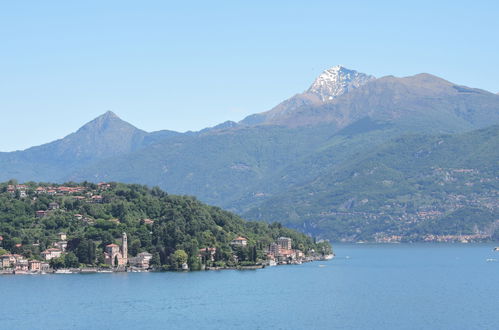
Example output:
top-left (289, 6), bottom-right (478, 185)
top-left (15, 259), bottom-right (29, 271)
top-left (1, 254), bottom-right (19, 268)
top-left (129, 252), bottom-right (153, 269)
top-left (29, 260), bottom-right (41, 272)
top-left (104, 232), bottom-right (128, 267)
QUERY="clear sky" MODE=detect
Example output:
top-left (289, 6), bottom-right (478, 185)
top-left (1, 0), bottom-right (498, 151)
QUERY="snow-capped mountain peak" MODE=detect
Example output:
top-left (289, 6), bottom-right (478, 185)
top-left (307, 65), bottom-right (375, 102)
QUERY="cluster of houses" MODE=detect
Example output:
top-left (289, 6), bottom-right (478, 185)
top-left (0, 232), bottom-right (66, 274)
top-left (228, 235), bottom-right (307, 265)
top-left (7, 182), bottom-right (110, 202)
top-left (1, 254), bottom-right (50, 274)
top-left (0, 231), bottom-right (154, 274)
top-left (267, 237), bottom-right (305, 264)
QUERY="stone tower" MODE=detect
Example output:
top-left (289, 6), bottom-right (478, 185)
top-left (121, 232), bottom-right (128, 264)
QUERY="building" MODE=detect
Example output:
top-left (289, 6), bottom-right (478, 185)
top-left (276, 249), bottom-right (296, 263)
top-left (35, 187), bottom-right (47, 194)
top-left (98, 182), bottom-right (111, 190)
top-left (58, 232), bottom-right (67, 241)
top-left (35, 210), bottom-right (47, 218)
top-left (278, 237), bottom-right (292, 250)
top-left (1, 254), bottom-right (19, 268)
top-left (49, 202), bottom-right (59, 210)
top-left (41, 248), bottom-right (62, 260)
top-left (104, 232), bottom-right (128, 267)
top-left (231, 236), bottom-right (248, 246)
top-left (15, 259), bottom-right (29, 272)
top-left (129, 252), bottom-right (153, 269)
top-left (29, 260), bottom-right (41, 272)
top-left (269, 243), bottom-right (281, 256)
top-left (54, 241), bottom-right (68, 252)
top-left (199, 248), bottom-right (217, 262)
top-left (40, 262), bottom-right (50, 272)
top-left (143, 218), bottom-right (154, 225)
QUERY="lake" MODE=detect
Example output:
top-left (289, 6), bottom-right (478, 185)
top-left (1, 244), bottom-right (498, 329)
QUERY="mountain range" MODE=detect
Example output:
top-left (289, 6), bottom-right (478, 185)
top-left (1, 66), bottom-right (498, 241)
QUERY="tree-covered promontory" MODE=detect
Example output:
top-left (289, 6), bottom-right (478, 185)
top-left (0, 181), bottom-right (331, 270)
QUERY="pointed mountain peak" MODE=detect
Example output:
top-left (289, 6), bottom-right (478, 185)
top-left (77, 111), bottom-right (143, 135)
top-left (307, 66), bottom-right (375, 102)
top-left (101, 110), bottom-right (119, 119)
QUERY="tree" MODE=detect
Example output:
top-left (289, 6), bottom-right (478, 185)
top-left (150, 252), bottom-right (161, 267)
top-left (50, 257), bottom-right (65, 270)
top-left (64, 252), bottom-right (79, 268)
top-left (96, 250), bottom-right (105, 265)
top-left (172, 249), bottom-right (188, 270)
top-left (129, 239), bottom-right (141, 256)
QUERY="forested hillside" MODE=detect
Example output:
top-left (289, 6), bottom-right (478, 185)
top-left (0, 182), bottom-right (330, 270)
top-left (245, 125), bottom-right (499, 242)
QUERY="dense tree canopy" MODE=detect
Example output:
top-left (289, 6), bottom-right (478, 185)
top-left (0, 182), bottom-right (330, 270)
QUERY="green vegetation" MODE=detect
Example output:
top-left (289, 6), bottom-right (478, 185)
top-left (245, 125), bottom-right (499, 241)
top-left (0, 182), bottom-right (329, 269)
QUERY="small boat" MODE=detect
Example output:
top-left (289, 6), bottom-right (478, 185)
top-left (486, 258), bottom-right (497, 262)
top-left (494, 247), bottom-right (499, 251)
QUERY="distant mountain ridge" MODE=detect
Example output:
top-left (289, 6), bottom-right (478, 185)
top-left (240, 67), bottom-right (499, 129)
top-left (1, 66), bottom-right (498, 241)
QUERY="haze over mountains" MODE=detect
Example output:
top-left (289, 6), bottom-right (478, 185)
top-left (1, 66), bottom-right (498, 241)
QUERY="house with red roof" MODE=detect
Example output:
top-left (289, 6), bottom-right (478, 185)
top-left (230, 236), bottom-right (248, 246)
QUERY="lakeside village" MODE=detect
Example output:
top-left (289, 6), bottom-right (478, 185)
top-left (0, 232), bottom-right (332, 275)
top-left (0, 183), bottom-right (333, 275)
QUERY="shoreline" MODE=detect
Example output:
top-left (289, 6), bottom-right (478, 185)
top-left (0, 254), bottom-right (335, 276)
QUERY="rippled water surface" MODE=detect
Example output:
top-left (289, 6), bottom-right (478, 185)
top-left (1, 244), bottom-right (498, 329)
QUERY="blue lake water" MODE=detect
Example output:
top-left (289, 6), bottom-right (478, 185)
top-left (1, 244), bottom-right (498, 329)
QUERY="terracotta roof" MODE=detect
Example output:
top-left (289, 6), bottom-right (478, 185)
top-left (106, 243), bottom-right (119, 247)
top-left (234, 236), bottom-right (247, 241)
top-left (199, 247), bottom-right (217, 252)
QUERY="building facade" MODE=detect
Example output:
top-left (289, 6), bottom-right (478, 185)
top-left (104, 232), bottom-right (128, 267)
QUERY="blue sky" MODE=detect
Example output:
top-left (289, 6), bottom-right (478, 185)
top-left (1, 1), bottom-right (498, 151)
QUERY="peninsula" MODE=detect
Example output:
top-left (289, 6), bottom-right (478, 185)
top-left (0, 181), bottom-right (332, 274)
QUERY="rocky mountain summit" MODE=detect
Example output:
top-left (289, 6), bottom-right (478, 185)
top-left (306, 65), bottom-right (375, 102)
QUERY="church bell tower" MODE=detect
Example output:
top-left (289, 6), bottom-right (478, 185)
top-left (121, 232), bottom-right (128, 264)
